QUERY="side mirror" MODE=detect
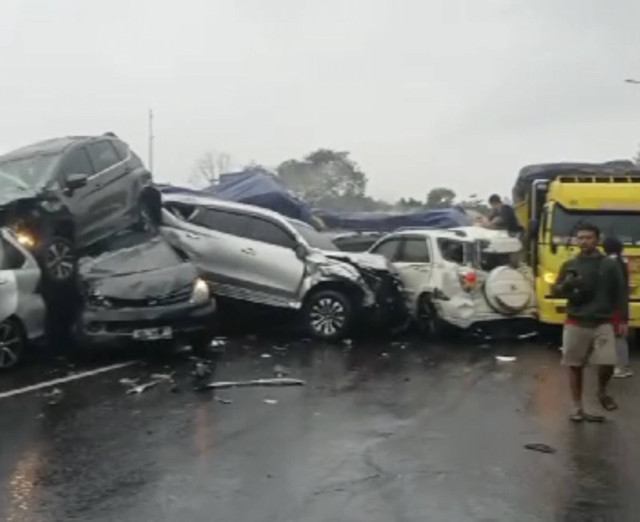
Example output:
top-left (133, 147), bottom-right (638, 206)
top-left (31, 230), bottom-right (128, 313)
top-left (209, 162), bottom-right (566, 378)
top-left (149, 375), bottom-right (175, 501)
top-left (66, 173), bottom-right (89, 191)
top-left (295, 243), bottom-right (308, 260)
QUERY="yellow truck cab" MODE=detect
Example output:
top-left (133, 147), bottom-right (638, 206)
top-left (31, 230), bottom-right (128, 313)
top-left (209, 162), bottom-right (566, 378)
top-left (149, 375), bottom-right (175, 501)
top-left (513, 161), bottom-right (640, 326)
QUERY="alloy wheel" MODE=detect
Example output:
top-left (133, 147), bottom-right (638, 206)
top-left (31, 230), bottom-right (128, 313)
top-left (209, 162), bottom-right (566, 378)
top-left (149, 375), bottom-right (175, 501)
top-left (45, 240), bottom-right (75, 282)
top-left (0, 320), bottom-right (23, 369)
top-left (309, 297), bottom-right (347, 338)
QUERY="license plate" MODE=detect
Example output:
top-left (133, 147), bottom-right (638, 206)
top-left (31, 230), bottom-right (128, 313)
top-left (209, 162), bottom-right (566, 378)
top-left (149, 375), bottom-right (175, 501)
top-left (132, 327), bottom-right (173, 341)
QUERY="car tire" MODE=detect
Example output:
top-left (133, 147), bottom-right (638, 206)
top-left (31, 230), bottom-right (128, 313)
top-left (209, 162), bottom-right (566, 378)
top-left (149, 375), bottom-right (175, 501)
top-left (303, 290), bottom-right (353, 342)
top-left (416, 295), bottom-right (447, 338)
top-left (38, 235), bottom-right (77, 286)
top-left (0, 318), bottom-right (27, 371)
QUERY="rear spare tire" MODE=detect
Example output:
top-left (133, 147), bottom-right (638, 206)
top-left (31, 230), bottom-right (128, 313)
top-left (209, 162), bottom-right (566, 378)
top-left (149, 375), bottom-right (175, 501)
top-left (483, 266), bottom-right (533, 315)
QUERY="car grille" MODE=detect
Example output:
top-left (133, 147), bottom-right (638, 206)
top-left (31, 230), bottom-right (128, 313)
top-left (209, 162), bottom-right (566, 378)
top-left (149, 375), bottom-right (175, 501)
top-left (107, 285), bottom-right (192, 308)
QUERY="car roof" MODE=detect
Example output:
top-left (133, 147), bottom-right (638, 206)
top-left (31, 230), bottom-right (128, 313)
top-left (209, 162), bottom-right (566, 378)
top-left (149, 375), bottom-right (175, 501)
top-left (0, 134), bottom-right (118, 161)
top-left (162, 192), bottom-right (289, 223)
top-left (390, 226), bottom-right (515, 242)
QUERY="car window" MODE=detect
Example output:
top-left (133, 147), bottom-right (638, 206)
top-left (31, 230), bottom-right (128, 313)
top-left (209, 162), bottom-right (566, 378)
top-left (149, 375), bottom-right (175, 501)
top-left (111, 140), bottom-right (130, 160)
top-left (438, 239), bottom-right (465, 264)
top-left (86, 141), bottom-right (121, 173)
top-left (370, 238), bottom-right (402, 261)
top-left (247, 217), bottom-right (296, 248)
top-left (59, 147), bottom-right (94, 179)
top-left (0, 238), bottom-right (26, 269)
top-left (189, 208), bottom-right (252, 238)
top-left (397, 238), bottom-right (429, 263)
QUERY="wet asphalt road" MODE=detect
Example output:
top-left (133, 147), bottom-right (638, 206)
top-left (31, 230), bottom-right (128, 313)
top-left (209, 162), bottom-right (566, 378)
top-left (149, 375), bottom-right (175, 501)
top-left (1, 335), bottom-right (640, 522)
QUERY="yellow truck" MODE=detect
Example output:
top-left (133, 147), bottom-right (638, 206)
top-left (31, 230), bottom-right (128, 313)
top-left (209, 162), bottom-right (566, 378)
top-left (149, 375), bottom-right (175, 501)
top-left (513, 161), bottom-right (640, 326)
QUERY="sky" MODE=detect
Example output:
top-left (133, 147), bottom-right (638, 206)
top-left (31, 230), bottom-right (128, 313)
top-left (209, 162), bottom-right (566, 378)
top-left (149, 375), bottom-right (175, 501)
top-left (1, 0), bottom-right (640, 202)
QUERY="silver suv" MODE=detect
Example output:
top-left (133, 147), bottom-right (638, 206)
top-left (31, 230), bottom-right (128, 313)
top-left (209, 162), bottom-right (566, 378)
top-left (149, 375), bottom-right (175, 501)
top-left (160, 194), bottom-right (403, 340)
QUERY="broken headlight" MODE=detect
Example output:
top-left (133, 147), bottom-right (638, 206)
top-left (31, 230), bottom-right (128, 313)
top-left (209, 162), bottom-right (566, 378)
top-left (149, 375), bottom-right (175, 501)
top-left (86, 291), bottom-right (113, 309)
top-left (190, 278), bottom-right (210, 305)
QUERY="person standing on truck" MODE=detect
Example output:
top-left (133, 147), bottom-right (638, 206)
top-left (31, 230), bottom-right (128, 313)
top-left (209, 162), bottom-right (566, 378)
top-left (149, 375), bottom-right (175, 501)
top-left (602, 236), bottom-right (633, 379)
top-left (552, 223), bottom-right (628, 422)
top-left (487, 195), bottom-right (523, 235)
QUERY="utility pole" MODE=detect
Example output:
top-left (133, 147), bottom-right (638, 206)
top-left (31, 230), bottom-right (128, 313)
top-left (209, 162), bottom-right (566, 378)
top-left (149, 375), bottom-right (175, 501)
top-left (148, 108), bottom-right (154, 172)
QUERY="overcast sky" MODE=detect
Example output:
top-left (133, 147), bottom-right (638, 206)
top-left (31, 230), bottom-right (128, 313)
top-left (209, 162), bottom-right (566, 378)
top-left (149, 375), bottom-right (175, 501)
top-left (1, 0), bottom-right (639, 201)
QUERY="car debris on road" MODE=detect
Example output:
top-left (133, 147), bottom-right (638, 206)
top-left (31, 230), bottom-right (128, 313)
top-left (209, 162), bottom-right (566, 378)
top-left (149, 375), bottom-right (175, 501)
top-left (202, 378), bottom-right (306, 390)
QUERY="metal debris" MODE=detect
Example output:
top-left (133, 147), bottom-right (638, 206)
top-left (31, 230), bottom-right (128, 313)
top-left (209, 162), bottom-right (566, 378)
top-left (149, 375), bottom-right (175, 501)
top-left (126, 380), bottom-right (160, 395)
top-left (495, 355), bottom-right (517, 363)
top-left (119, 377), bottom-right (138, 387)
top-left (202, 378), bottom-right (306, 390)
top-left (524, 443), bottom-right (556, 454)
top-left (215, 397), bottom-right (233, 405)
top-left (260, 353), bottom-right (272, 359)
top-left (263, 399), bottom-right (278, 405)
top-left (151, 373), bottom-right (175, 382)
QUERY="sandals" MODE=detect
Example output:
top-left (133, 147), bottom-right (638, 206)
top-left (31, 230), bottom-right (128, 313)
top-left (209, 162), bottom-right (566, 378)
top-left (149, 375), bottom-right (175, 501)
top-left (570, 409), bottom-right (606, 423)
top-left (598, 394), bottom-right (618, 412)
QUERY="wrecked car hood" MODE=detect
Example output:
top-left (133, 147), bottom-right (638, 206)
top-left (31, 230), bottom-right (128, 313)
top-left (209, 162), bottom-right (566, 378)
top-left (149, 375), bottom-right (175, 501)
top-left (80, 237), bottom-right (197, 299)
top-left (0, 173), bottom-right (39, 208)
top-left (323, 251), bottom-right (394, 272)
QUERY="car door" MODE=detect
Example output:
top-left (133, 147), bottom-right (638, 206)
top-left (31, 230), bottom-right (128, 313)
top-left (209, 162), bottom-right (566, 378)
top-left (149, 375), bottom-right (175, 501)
top-left (55, 146), bottom-right (97, 246)
top-left (392, 237), bottom-right (433, 310)
top-left (0, 233), bottom-right (45, 340)
top-left (242, 216), bottom-right (305, 305)
top-left (84, 140), bottom-right (130, 243)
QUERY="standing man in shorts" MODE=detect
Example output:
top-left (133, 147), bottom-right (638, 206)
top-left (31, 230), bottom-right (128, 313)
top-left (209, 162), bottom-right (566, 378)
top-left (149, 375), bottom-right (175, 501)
top-left (552, 223), bottom-right (628, 422)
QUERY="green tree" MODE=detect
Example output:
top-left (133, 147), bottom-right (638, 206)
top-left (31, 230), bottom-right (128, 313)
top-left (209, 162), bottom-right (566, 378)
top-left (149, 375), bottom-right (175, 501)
top-left (277, 149), bottom-right (367, 203)
top-left (425, 187), bottom-right (456, 209)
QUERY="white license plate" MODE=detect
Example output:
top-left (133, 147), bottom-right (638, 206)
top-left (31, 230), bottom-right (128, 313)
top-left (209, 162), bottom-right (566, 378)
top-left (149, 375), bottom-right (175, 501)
top-left (132, 327), bottom-right (173, 341)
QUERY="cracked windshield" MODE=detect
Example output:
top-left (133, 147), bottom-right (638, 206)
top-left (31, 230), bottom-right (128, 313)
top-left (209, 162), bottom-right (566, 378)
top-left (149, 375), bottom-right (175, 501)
top-left (2, 1), bottom-right (640, 521)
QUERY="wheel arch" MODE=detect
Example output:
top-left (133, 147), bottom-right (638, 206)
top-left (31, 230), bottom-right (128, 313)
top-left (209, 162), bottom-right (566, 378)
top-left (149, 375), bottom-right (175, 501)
top-left (304, 280), bottom-right (365, 308)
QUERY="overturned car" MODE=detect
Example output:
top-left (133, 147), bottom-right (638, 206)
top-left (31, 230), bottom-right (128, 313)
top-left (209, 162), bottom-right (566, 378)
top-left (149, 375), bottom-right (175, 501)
top-left (160, 194), bottom-right (406, 341)
top-left (75, 234), bottom-right (216, 351)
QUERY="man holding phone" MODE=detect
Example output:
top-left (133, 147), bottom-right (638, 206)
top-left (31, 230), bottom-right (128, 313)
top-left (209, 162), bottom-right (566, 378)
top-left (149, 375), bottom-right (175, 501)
top-left (552, 223), bottom-right (628, 422)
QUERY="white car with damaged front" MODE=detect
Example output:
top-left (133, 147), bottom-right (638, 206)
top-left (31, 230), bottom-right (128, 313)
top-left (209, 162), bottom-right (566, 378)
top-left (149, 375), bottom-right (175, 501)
top-left (368, 226), bottom-right (537, 339)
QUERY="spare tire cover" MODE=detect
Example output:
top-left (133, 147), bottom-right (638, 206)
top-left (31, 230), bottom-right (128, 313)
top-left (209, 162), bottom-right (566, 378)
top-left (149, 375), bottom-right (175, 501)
top-left (483, 266), bottom-right (532, 315)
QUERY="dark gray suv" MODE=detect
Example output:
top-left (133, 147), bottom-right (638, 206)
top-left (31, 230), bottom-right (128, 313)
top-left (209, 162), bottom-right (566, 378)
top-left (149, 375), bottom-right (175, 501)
top-left (0, 133), bottom-right (160, 285)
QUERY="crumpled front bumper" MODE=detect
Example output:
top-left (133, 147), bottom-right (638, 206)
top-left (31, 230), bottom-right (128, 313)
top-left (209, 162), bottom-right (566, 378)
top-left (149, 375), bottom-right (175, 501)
top-left (78, 299), bottom-right (216, 346)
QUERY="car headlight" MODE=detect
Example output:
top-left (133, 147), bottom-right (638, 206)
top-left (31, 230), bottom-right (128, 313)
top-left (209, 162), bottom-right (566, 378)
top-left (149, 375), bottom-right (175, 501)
top-left (87, 291), bottom-right (113, 309)
top-left (16, 232), bottom-right (36, 248)
top-left (190, 278), bottom-right (210, 304)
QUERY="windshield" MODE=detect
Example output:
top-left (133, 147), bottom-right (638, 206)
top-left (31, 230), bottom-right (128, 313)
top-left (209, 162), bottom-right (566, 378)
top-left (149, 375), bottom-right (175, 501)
top-left (551, 206), bottom-right (640, 245)
top-left (0, 154), bottom-right (60, 189)
top-left (289, 220), bottom-right (338, 251)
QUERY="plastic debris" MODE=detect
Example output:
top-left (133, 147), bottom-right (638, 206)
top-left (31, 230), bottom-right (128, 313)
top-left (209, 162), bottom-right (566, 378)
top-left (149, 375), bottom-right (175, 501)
top-left (518, 332), bottom-right (538, 340)
top-left (273, 364), bottom-right (290, 377)
top-left (151, 373), bottom-right (175, 382)
top-left (190, 358), bottom-right (214, 380)
top-left (263, 399), bottom-right (278, 405)
top-left (119, 377), bottom-right (138, 387)
top-left (126, 380), bottom-right (160, 395)
top-left (43, 388), bottom-right (63, 405)
top-left (202, 378), bottom-right (306, 390)
top-left (495, 355), bottom-right (517, 363)
top-left (261, 353), bottom-right (272, 359)
top-left (215, 397), bottom-right (233, 405)
top-left (524, 443), bottom-right (556, 454)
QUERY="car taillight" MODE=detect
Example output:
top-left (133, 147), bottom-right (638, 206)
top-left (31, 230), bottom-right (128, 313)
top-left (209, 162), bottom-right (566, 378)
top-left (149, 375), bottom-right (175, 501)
top-left (459, 270), bottom-right (477, 292)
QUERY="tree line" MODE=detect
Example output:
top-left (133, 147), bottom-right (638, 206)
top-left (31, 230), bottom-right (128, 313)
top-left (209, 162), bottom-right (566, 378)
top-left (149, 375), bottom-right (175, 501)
top-left (193, 148), bottom-right (490, 214)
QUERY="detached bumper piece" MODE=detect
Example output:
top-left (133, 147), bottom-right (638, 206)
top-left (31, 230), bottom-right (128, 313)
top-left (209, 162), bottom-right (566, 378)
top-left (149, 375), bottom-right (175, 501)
top-left (78, 301), bottom-right (216, 347)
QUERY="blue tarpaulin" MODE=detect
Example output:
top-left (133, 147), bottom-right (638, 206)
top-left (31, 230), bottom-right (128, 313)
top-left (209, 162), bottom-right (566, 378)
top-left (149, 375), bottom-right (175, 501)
top-left (314, 207), bottom-right (471, 232)
top-left (156, 168), bottom-right (313, 223)
top-left (204, 168), bottom-right (313, 223)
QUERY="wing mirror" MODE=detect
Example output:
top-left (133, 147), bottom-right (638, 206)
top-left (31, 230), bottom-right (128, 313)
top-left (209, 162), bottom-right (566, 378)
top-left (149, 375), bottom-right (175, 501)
top-left (65, 173), bottom-right (89, 192)
top-left (295, 243), bottom-right (308, 260)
